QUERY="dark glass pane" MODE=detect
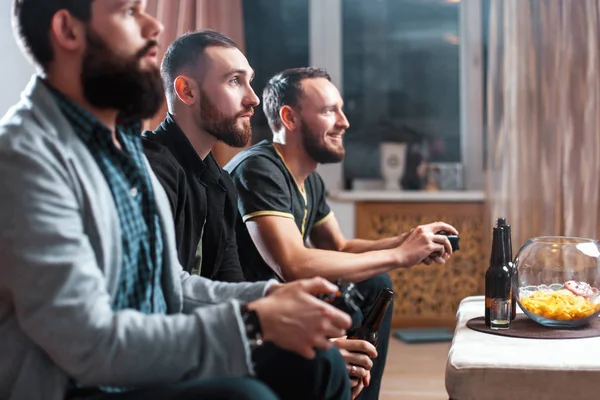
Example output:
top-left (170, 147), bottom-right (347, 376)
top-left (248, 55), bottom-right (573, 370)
top-left (243, 0), bottom-right (310, 143)
top-left (342, 0), bottom-right (461, 183)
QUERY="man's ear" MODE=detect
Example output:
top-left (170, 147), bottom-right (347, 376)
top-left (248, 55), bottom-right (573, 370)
top-left (280, 105), bottom-right (298, 131)
top-left (49, 10), bottom-right (86, 54)
top-left (174, 75), bottom-right (198, 106)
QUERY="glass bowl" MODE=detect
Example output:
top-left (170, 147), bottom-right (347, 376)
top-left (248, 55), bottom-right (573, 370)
top-left (514, 236), bottom-right (600, 327)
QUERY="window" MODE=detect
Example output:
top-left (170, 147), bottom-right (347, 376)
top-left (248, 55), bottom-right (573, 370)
top-left (243, 0), bottom-right (309, 143)
top-left (342, 0), bottom-right (462, 185)
top-left (244, 0), bottom-right (485, 191)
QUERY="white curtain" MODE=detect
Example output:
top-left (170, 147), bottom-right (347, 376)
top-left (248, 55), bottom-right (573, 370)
top-left (487, 0), bottom-right (600, 249)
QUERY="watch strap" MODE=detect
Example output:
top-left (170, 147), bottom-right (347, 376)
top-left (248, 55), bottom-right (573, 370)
top-left (240, 303), bottom-right (264, 350)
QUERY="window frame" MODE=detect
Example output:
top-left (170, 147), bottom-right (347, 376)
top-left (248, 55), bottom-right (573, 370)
top-left (309, 0), bottom-right (485, 191)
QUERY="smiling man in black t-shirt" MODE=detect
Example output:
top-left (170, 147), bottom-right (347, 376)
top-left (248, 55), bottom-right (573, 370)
top-left (225, 67), bottom-right (459, 400)
top-left (225, 140), bottom-right (333, 282)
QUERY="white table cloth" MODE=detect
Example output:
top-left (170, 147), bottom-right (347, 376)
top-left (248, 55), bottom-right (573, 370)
top-left (445, 295), bottom-right (600, 400)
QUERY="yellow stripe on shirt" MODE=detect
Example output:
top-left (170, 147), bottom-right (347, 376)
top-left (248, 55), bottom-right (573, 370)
top-left (312, 211), bottom-right (334, 228)
top-left (242, 210), bottom-right (296, 223)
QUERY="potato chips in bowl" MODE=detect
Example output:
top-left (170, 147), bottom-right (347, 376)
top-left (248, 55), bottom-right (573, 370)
top-left (514, 237), bottom-right (600, 327)
top-left (519, 284), bottom-right (600, 326)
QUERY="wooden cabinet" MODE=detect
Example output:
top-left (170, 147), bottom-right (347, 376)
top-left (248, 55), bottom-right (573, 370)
top-left (355, 202), bottom-right (488, 328)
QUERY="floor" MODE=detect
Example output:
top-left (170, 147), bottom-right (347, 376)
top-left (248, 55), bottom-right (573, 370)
top-left (379, 337), bottom-right (451, 400)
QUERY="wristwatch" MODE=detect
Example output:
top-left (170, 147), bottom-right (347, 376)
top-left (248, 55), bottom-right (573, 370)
top-left (239, 303), bottom-right (264, 351)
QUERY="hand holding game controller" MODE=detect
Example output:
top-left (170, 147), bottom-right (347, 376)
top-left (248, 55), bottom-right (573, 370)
top-left (317, 280), bottom-right (364, 315)
top-left (417, 230), bottom-right (460, 266)
top-left (437, 230), bottom-right (460, 252)
top-left (393, 222), bottom-right (459, 267)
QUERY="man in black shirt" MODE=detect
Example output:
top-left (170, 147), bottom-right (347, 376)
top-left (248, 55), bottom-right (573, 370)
top-left (225, 67), bottom-right (459, 400)
top-left (143, 30), bottom-right (371, 400)
top-left (141, 31), bottom-right (252, 282)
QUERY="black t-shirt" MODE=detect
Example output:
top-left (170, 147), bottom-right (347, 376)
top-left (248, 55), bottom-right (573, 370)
top-left (225, 140), bottom-right (333, 281)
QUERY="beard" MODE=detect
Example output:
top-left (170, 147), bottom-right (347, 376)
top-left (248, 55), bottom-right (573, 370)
top-left (196, 91), bottom-right (253, 148)
top-left (80, 29), bottom-right (164, 120)
top-left (301, 120), bottom-right (345, 164)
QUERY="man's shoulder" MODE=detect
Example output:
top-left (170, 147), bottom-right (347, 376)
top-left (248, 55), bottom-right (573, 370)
top-left (141, 129), bottom-right (172, 156)
top-left (205, 152), bottom-right (238, 194)
top-left (141, 130), bottom-right (185, 174)
top-left (0, 96), bottom-right (64, 163)
top-left (224, 141), bottom-right (283, 176)
top-left (0, 76), bottom-right (92, 163)
top-left (0, 100), bottom-right (35, 139)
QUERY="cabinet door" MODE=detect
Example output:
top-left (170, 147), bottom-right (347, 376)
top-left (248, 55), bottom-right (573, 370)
top-left (356, 202), bottom-right (487, 328)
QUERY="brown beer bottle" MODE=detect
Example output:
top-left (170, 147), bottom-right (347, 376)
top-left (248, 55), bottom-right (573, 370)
top-left (485, 218), bottom-right (512, 329)
top-left (497, 218), bottom-right (516, 320)
top-left (347, 288), bottom-right (394, 346)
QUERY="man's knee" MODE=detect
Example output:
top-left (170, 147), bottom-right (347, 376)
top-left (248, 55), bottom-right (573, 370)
top-left (356, 273), bottom-right (394, 306)
top-left (370, 273), bottom-right (393, 293)
top-left (315, 345), bottom-right (347, 379)
top-left (253, 343), bottom-right (349, 400)
top-left (214, 378), bottom-right (279, 400)
top-left (353, 273), bottom-right (394, 337)
top-left (312, 346), bottom-right (351, 400)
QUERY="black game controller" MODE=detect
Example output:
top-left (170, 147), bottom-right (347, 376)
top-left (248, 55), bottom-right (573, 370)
top-left (437, 230), bottom-right (460, 252)
top-left (317, 280), bottom-right (364, 315)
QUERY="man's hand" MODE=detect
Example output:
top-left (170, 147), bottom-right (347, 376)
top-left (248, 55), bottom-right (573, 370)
top-left (395, 232), bottom-right (409, 246)
top-left (394, 221), bottom-right (459, 268)
top-left (331, 337), bottom-right (377, 381)
top-left (351, 377), bottom-right (366, 400)
top-left (249, 277), bottom-right (352, 359)
top-left (264, 282), bottom-right (283, 296)
top-left (331, 337), bottom-right (377, 399)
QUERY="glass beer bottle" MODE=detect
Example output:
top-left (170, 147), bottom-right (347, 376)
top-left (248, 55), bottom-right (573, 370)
top-left (485, 219), bottom-right (512, 329)
top-left (497, 218), bottom-right (516, 320)
top-left (347, 288), bottom-right (394, 346)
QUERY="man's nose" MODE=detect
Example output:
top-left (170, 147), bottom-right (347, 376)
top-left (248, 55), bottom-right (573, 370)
top-left (245, 86), bottom-right (260, 108)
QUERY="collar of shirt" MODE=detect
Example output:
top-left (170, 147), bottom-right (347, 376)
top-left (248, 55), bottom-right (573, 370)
top-left (147, 113), bottom-right (224, 187)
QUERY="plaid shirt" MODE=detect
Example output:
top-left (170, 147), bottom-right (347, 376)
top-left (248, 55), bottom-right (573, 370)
top-left (50, 87), bottom-right (167, 316)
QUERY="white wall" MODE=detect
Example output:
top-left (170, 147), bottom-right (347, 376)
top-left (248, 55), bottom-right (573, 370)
top-left (310, 0), bottom-right (356, 239)
top-left (326, 198), bottom-right (355, 240)
top-left (0, 0), bottom-right (35, 114)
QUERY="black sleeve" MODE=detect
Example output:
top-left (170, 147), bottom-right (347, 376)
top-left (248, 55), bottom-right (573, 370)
top-left (213, 225), bottom-right (245, 282)
top-left (212, 177), bottom-right (246, 282)
top-left (230, 155), bottom-right (295, 222)
top-left (142, 141), bottom-right (189, 268)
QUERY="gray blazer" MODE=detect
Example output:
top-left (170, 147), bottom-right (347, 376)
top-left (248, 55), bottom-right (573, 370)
top-left (0, 76), bottom-right (274, 400)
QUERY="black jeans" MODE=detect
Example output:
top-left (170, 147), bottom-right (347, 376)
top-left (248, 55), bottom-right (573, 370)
top-left (66, 377), bottom-right (279, 400)
top-left (66, 345), bottom-right (350, 400)
top-left (253, 343), bottom-right (351, 400)
top-left (352, 273), bottom-right (394, 400)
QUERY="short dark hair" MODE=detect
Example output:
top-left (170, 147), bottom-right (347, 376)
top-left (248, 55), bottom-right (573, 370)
top-left (161, 29), bottom-right (238, 109)
top-left (12, 0), bottom-right (93, 69)
top-left (262, 67), bottom-right (331, 132)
